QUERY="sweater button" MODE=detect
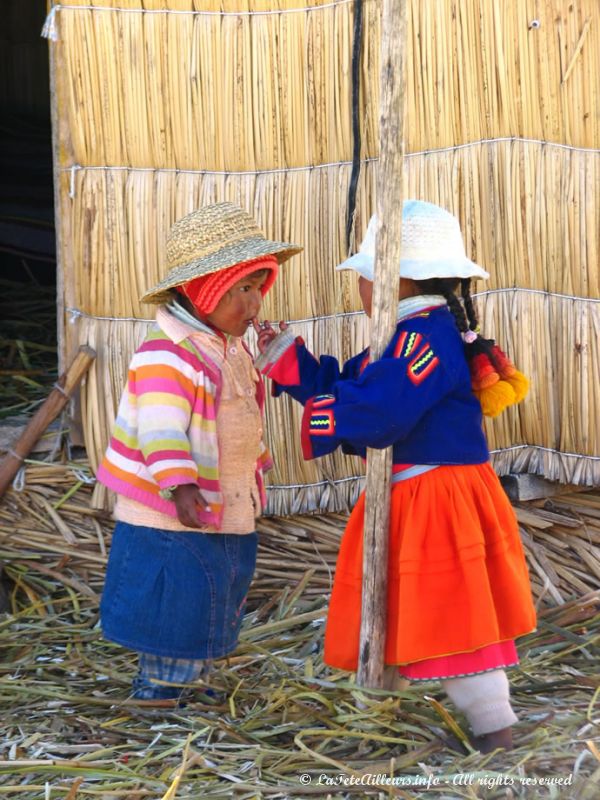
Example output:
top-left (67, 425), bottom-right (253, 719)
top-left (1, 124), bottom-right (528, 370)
top-left (229, 345), bottom-right (237, 355)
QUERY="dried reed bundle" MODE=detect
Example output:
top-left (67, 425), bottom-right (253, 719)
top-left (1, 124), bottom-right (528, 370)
top-left (64, 142), bottom-right (599, 325)
top-left (60, 1), bottom-right (362, 170)
top-left (65, 163), bottom-right (368, 321)
top-left (477, 291), bottom-right (600, 481)
top-left (56, 0), bottom-right (599, 171)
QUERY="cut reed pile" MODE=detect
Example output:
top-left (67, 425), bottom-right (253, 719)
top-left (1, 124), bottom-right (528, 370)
top-left (0, 464), bottom-right (599, 798)
top-left (2, 461), bottom-right (600, 606)
top-left (0, 588), bottom-right (598, 798)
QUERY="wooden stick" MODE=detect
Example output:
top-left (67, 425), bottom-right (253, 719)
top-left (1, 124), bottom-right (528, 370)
top-left (0, 346), bottom-right (96, 498)
top-left (357, 0), bottom-right (408, 690)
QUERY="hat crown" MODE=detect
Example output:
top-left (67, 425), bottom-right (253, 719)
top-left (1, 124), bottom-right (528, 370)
top-left (140, 201), bottom-right (302, 303)
top-left (360, 201), bottom-right (467, 262)
top-left (166, 202), bottom-right (262, 270)
top-left (401, 200), bottom-right (467, 262)
top-left (340, 199), bottom-right (488, 281)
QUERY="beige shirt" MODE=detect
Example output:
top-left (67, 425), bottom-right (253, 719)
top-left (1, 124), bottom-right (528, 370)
top-left (115, 330), bottom-right (264, 535)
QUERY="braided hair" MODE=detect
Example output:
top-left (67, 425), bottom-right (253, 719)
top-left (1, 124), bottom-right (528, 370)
top-left (412, 278), bottom-right (529, 417)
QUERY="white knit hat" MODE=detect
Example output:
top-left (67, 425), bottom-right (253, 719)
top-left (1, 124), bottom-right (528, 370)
top-left (337, 200), bottom-right (489, 281)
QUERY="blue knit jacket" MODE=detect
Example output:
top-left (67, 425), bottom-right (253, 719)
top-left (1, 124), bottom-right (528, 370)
top-left (263, 302), bottom-right (489, 465)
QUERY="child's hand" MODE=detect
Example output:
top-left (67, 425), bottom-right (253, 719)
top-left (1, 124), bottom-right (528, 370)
top-left (173, 484), bottom-right (211, 528)
top-left (252, 318), bottom-right (288, 353)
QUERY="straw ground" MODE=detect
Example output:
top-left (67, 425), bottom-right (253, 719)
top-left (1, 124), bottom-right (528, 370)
top-left (1, 277), bottom-right (599, 798)
top-left (0, 462), bottom-right (599, 799)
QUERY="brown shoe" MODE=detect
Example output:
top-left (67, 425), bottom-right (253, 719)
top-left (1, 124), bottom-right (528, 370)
top-left (471, 726), bottom-right (513, 753)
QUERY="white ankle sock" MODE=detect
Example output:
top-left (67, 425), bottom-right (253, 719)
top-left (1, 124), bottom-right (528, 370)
top-left (441, 669), bottom-right (518, 735)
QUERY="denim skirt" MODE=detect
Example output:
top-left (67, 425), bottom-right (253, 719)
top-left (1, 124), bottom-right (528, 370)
top-left (100, 522), bottom-right (258, 659)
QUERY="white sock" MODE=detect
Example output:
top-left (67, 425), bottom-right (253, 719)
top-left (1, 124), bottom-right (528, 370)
top-left (441, 669), bottom-right (518, 735)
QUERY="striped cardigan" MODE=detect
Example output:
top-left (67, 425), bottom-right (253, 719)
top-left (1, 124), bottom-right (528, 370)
top-left (97, 307), bottom-right (273, 530)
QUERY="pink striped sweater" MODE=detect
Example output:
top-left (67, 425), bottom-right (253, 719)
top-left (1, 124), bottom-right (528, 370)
top-left (96, 307), bottom-right (273, 530)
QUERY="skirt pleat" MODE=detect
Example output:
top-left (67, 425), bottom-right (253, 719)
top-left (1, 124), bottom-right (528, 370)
top-left (324, 463), bottom-right (536, 671)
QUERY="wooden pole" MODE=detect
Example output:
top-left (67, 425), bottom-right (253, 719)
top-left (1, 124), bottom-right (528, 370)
top-left (357, 0), bottom-right (408, 689)
top-left (0, 346), bottom-right (96, 498)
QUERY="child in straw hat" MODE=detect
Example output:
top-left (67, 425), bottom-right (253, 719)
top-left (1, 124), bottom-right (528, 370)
top-left (256, 200), bottom-right (535, 752)
top-left (97, 202), bottom-right (301, 700)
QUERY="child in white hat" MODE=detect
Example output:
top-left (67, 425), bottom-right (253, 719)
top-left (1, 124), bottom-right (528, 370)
top-left (256, 199), bottom-right (535, 752)
top-left (97, 202), bottom-right (301, 700)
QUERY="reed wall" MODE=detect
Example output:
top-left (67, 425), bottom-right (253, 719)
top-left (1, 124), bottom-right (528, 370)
top-left (46, 0), bottom-right (600, 511)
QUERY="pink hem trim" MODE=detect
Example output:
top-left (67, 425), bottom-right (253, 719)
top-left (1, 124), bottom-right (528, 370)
top-left (398, 640), bottom-right (518, 680)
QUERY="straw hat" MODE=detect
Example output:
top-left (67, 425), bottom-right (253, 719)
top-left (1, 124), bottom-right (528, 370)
top-left (337, 200), bottom-right (489, 281)
top-left (141, 202), bottom-right (303, 303)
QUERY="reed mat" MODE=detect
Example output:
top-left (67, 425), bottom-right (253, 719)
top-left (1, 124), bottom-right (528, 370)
top-left (54, 0), bottom-right (599, 168)
top-left (0, 463), bottom-right (599, 798)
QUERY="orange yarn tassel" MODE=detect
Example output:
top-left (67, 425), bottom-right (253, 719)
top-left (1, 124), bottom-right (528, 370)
top-left (474, 380), bottom-right (516, 418)
top-left (504, 369), bottom-right (529, 403)
top-left (489, 345), bottom-right (516, 377)
top-left (467, 341), bottom-right (530, 416)
top-left (489, 346), bottom-right (530, 404)
top-left (469, 353), bottom-right (499, 391)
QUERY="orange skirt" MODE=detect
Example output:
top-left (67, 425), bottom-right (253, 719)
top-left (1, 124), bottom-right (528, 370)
top-left (324, 463), bottom-right (536, 671)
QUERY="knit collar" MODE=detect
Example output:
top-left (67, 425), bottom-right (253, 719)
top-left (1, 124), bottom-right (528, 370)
top-left (167, 300), bottom-right (225, 339)
top-left (397, 294), bottom-right (446, 321)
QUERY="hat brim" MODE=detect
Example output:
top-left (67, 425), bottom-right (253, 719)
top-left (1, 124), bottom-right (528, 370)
top-left (335, 252), bottom-right (374, 281)
top-left (336, 255), bottom-right (489, 282)
top-left (400, 258), bottom-right (489, 281)
top-left (141, 237), bottom-right (303, 304)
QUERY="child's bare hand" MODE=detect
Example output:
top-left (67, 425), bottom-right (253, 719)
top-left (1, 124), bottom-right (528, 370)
top-left (173, 484), bottom-right (211, 528)
top-left (252, 318), bottom-right (288, 353)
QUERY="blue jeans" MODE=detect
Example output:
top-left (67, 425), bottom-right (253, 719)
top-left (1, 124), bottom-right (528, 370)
top-left (100, 522), bottom-right (258, 659)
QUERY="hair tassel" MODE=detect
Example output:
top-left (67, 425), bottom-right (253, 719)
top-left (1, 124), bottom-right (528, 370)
top-left (488, 344), bottom-right (530, 403)
top-left (503, 370), bottom-right (529, 403)
top-left (416, 277), bottom-right (530, 417)
top-left (469, 353), bottom-right (500, 391)
top-left (474, 380), bottom-right (517, 418)
top-left (470, 345), bottom-right (530, 417)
